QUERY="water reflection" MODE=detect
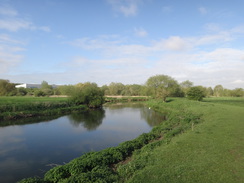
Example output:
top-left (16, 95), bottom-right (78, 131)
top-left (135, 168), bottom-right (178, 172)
top-left (68, 109), bottom-right (105, 130)
top-left (140, 107), bottom-right (166, 127)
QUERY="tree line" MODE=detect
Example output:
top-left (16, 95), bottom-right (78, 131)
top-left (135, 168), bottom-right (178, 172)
top-left (0, 75), bottom-right (244, 99)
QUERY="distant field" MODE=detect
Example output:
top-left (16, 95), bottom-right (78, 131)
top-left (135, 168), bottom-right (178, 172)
top-left (0, 96), bottom-right (81, 122)
top-left (0, 96), bottom-right (69, 105)
top-left (203, 97), bottom-right (244, 107)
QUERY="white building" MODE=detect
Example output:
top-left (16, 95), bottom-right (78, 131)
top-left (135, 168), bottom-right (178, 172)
top-left (15, 83), bottom-right (59, 89)
top-left (15, 83), bottom-right (42, 89)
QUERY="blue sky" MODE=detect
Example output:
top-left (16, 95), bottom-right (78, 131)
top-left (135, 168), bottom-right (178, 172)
top-left (0, 0), bottom-right (244, 88)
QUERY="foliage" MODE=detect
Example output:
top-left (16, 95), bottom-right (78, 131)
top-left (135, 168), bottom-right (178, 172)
top-left (34, 90), bottom-right (46, 97)
top-left (180, 80), bottom-right (193, 96)
top-left (57, 85), bottom-right (75, 95)
top-left (18, 177), bottom-right (46, 183)
top-left (214, 85), bottom-right (224, 97)
top-left (0, 79), bottom-right (16, 96)
top-left (146, 74), bottom-right (180, 102)
top-left (70, 82), bottom-right (104, 108)
top-left (187, 86), bottom-right (205, 101)
top-left (231, 88), bottom-right (244, 97)
top-left (0, 97), bottom-right (87, 122)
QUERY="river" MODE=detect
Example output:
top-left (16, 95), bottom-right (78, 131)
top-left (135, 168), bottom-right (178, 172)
top-left (0, 103), bottom-right (164, 183)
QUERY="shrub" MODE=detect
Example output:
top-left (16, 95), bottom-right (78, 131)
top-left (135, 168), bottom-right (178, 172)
top-left (18, 177), bottom-right (46, 183)
top-left (70, 82), bottom-right (104, 108)
top-left (187, 86), bottom-right (205, 101)
top-left (44, 165), bottom-right (70, 182)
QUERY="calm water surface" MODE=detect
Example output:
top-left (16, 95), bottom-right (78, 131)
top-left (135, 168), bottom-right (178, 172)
top-left (0, 103), bottom-right (164, 183)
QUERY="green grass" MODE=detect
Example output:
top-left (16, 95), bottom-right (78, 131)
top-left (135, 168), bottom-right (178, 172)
top-left (0, 96), bottom-right (68, 105)
top-left (204, 97), bottom-right (244, 107)
top-left (119, 98), bottom-right (244, 182)
top-left (0, 96), bottom-right (88, 123)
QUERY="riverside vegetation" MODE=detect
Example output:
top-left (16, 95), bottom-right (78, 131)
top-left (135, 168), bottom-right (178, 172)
top-left (1, 75), bottom-right (243, 182)
top-left (18, 97), bottom-right (244, 183)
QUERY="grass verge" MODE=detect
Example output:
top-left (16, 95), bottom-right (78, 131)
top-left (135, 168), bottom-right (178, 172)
top-left (118, 98), bottom-right (244, 183)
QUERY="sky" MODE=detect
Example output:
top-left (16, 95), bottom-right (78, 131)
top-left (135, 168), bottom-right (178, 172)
top-left (0, 0), bottom-right (244, 89)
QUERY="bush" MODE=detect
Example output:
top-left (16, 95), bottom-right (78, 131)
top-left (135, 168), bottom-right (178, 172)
top-left (70, 82), bottom-right (104, 108)
top-left (18, 177), bottom-right (46, 183)
top-left (187, 86), bottom-right (205, 101)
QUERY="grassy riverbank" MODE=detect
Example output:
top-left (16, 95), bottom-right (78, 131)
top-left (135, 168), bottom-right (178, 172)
top-left (16, 97), bottom-right (244, 182)
top-left (0, 96), bottom-right (150, 123)
top-left (0, 96), bottom-right (87, 123)
top-left (119, 97), bottom-right (244, 182)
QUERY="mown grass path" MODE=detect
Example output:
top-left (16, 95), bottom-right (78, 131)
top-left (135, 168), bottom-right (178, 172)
top-left (123, 98), bottom-right (244, 183)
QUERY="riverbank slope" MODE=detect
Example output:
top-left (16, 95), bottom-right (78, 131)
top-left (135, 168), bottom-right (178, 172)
top-left (120, 98), bottom-right (244, 182)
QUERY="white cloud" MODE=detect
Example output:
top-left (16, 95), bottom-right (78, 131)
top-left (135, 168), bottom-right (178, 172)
top-left (232, 80), bottom-right (244, 84)
top-left (0, 18), bottom-right (51, 32)
top-left (0, 35), bottom-right (25, 73)
top-left (196, 32), bottom-right (232, 46)
top-left (107, 0), bottom-right (141, 17)
top-left (0, 5), bottom-right (50, 32)
top-left (0, 18), bottom-right (32, 32)
top-left (0, 5), bottom-right (18, 16)
top-left (198, 7), bottom-right (207, 15)
top-left (161, 36), bottom-right (189, 51)
top-left (134, 27), bottom-right (148, 37)
top-left (4, 25), bottom-right (243, 89)
top-left (120, 3), bottom-right (137, 16)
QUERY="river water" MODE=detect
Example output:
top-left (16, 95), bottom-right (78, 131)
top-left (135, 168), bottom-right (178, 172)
top-left (0, 103), bottom-right (164, 183)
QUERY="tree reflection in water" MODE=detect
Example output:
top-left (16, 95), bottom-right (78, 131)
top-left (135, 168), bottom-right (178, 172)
top-left (68, 109), bottom-right (105, 130)
top-left (140, 107), bottom-right (166, 127)
top-left (104, 103), bottom-right (166, 127)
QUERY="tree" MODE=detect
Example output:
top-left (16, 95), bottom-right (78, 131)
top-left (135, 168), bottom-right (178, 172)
top-left (122, 84), bottom-right (143, 96)
top-left (70, 82), bottom-right (104, 108)
top-left (206, 87), bottom-right (214, 97)
top-left (231, 88), bottom-right (244, 97)
top-left (214, 85), bottom-right (224, 97)
top-left (180, 80), bottom-right (193, 96)
top-left (0, 79), bottom-right (16, 96)
top-left (41, 81), bottom-right (53, 96)
top-left (57, 85), bottom-right (75, 95)
top-left (187, 86), bottom-right (205, 101)
top-left (146, 75), bottom-right (179, 102)
top-left (107, 82), bottom-right (125, 95)
top-left (16, 87), bottom-right (27, 96)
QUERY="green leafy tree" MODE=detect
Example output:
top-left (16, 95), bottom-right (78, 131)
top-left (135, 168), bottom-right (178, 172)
top-left (206, 87), bottom-right (214, 97)
top-left (41, 81), bottom-right (53, 96)
top-left (107, 82), bottom-right (125, 95)
top-left (0, 79), bottom-right (16, 96)
top-left (187, 86), bottom-right (205, 101)
top-left (57, 85), bottom-right (75, 95)
top-left (214, 85), bottom-right (224, 97)
top-left (231, 88), bottom-right (244, 97)
top-left (146, 75), bottom-right (179, 102)
top-left (70, 82), bottom-right (104, 108)
top-left (16, 87), bottom-right (27, 96)
top-left (180, 80), bottom-right (193, 96)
